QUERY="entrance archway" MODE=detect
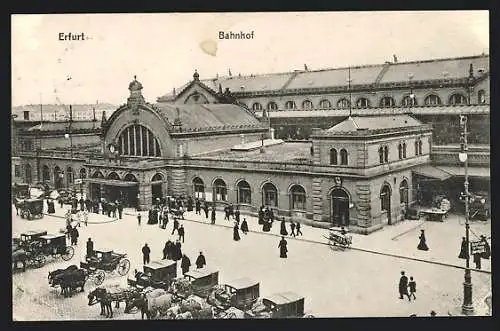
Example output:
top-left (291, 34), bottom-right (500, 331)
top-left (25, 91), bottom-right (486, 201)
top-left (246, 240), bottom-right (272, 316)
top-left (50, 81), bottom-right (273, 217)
top-left (54, 166), bottom-right (63, 189)
top-left (380, 183), bottom-right (392, 225)
top-left (262, 182), bottom-right (278, 207)
top-left (123, 173), bottom-right (138, 208)
top-left (330, 188), bottom-right (350, 226)
top-left (151, 173), bottom-right (164, 204)
top-left (24, 164), bottom-right (32, 184)
top-left (105, 172), bottom-right (121, 202)
top-left (90, 171), bottom-right (104, 201)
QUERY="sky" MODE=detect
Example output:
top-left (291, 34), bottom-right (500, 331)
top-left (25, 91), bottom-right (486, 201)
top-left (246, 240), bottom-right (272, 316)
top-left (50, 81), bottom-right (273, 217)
top-left (11, 11), bottom-right (489, 106)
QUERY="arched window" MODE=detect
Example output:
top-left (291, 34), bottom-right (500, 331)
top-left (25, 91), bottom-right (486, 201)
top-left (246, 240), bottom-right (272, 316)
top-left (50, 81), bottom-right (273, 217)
top-left (424, 94), bottom-right (441, 105)
top-left (319, 99), bottom-right (331, 109)
top-left (403, 142), bottom-right (407, 158)
top-left (107, 172), bottom-right (120, 180)
top-left (152, 173), bottom-right (163, 182)
top-left (337, 98), bottom-right (350, 109)
top-left (478, 90), bottom-right (486, 104)
top-left (398, 143), bottom-right (403, 159)
top-left (384, 146), bottom-right (389, 163)
top-left (380, 96), bottom-right (396, 108)
top-left (262, 182), bottom-right (278, 207)
top-left (252, 102), bottom-right (263, 111)
top-left (193, 177), bottom-right (205, 199)
top-left (400, 180), bottom-right (409, 204)
top-left (340, 149), bottom-right (348, 165)
top-left (330, 148), bottom-right (338, 165)
top-left (66, 167), bottom-right (74, 186)
top-left (92, 171), bottom-right (104, 178)
top-left (267, 101), bottom-right (278, 111)
top-left (415, 140), bottom-right (419, 156)
top-left (118, 124), bottom-right (161, 157)
top-left (418, 140), bottom-right (423, 155)
top-left (124, 173), bottom-right (138, 182)
top-left (379, 147), bottom-right (384, 164)
top-left (42, 165), bottom-right (50, 182)
top-left (213, 178), bottom-right (227, 201)
top-left (285, 101), bottom-right (296, 109)
top-left (290, 185), bottom-right (306, 210)
top-left (302, 100), bottom-right (313, 110)
top-left (402, 95), bottom-right (418, 107)
top-left (380, 184), bottom-right (391, 211)
top-left (79, 168), bottom-right (87, 179)
top-left (25, 164), bottom-right (32, 184)
top-left (237, 180), bottom-right (251, 204)
top-left (356, 97), bottom-right (370, 108)
top-left (448, 93), bottom-right (467, 105)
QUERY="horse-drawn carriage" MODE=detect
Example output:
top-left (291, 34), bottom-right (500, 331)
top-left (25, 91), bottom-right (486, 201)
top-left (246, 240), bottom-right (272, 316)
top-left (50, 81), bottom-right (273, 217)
top-left (324, 227), bottom-right (352, 249)
top-left (247, 292), bottom-right (314, 318)
top-left (12, 183), bottom-right (30, 200)
top-left (207, 277), bottom-right (260, 317)
top-left (48, 264), bottom-right (87, 298)
top-left (15, 198), bottom-right (44, 220)
top-left (183, 269), bottom-right (219, 298)
top-left (128, 260), bottom-right (177, 290)
top-left (80, 249), bottom-right (131, 285)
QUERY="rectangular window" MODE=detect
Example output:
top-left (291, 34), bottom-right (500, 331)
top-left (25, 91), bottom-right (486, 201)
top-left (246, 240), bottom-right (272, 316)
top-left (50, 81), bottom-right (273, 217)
top-left (15, 165), bottom-right (21, 177)
top-left (23, 111), bottom-right (30, 120)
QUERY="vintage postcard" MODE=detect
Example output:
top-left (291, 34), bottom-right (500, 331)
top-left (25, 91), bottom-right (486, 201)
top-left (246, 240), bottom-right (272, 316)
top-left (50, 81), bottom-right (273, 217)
top-left (11, 11), bottom-right (491, 320)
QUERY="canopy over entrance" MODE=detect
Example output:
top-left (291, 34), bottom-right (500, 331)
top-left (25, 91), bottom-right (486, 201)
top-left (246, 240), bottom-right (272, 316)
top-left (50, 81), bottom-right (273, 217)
top-left (412, 165), bottom-right (452, 181)
top-left (84, 178), bottom-right (139, 187)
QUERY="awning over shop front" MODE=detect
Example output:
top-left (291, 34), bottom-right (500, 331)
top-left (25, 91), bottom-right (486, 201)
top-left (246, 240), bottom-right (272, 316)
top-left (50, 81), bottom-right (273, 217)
top-left (412, 165), bottom-right (452, 181)
top-left (435, 166), bottom-right (490, 178)
top-left (84, 178), bottom-right (138, 187)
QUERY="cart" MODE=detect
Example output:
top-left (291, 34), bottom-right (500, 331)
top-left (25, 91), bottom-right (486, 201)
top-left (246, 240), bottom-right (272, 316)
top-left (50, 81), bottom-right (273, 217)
top-left (184, 269), bottom-right (219, 298)
top-left (25, 234), bottom-right (75, 268)
top-left (324, 227), bottom-right (352, 249)
top-left (209, 277), bottom-right (260, 314)
top-left (17, 198), bottom-right (44, 220)
top-left (247, 291), bottom-right (314, 318)
top-left (128, 260), bottom-right (177, 290)
top-left (80, 249), bottom-right (131, 285)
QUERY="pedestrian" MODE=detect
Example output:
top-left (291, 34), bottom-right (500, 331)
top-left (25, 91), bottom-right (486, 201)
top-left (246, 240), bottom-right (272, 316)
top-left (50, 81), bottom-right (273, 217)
top-left (70, 226), bottom-right (79, 245)
top-left (47, 199), bottom-right (55, 214)
top-left (290, 221), bottom-right (296, 237)
top-left (458, 237), bottom-right (469, 259)
top-left (66, 223), bottom-right (73, 241)
top-left (172, 218), bottom-right (179, 235)
top-left (233, 223), bottom-right (241, 241)
top-left (142, 243), bottom-right (151, 265)
top-left (258, 206), bottom-right (264, 225)
top-left (408, 276), bottom-right (416, 301)
top-left (83, 210), bottom-right (88, 226)
top-left (417, 229), bottom-right (429, 251)
top-left (181, 254), bottom-right (191, 275)
top-left (241, 218), bottom-right (249, 234)
top-left (79, 197), bottom-right (85, 211)
top-left (117, 201), bottom-right (123, 220)
top-left (195, 198), bottom-right (201, 215)
top-left (137, 210), bottom-right (142, 225)
top-left (398, 271), bottom-right (410, 300)
top-left (58, 197), bottom-right (64, 208)
top-left (278, 236), bottom-right (288, 258)
top-left (111, 202), bottom-right (117, 218)
top-left (229, 204), bottom-right (234, 219)
top-left (269, 208), bottom-right (275, 223)
top-left (203, 202), bottom-right (209, 219)
top-left (162, 242), bottom-right (169, 260)
top-left (187, 196), bottom-right (193, 212)
top-left (86, 238), bottom-right (94, 259)
top-left (162, 211), bottom-right (169, 229)
top-left (296, 222), bottom-right (303, 236)
top-left (211, 207), bottom-right (216, 224)
top-left (280, 218), bottom-right (288, 236)
top-left (178, 224), bottom-right (185, 243)
top-left (473, 252), bottom-right (482, 270)
top-left (480, 235), bottom-right (491, 260)
top-left (174, 240), bottom-right (182, 261)
top-left (196, 251), bottom-right (206, 269)
top-left (224, 206), bottom-right (230, 221)
top-left (235, 206), bottom-right (240, 224)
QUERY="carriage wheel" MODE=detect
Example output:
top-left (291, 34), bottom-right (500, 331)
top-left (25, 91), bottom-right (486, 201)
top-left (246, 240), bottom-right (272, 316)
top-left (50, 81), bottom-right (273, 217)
top-left (62, 246), bottom-right (74, 261)
top-left (33, 255), bottom-right (46, 268)
top-left (117, 259), bottom-right (131, 276)
top-left (94, 270), bottom-right (105, 285)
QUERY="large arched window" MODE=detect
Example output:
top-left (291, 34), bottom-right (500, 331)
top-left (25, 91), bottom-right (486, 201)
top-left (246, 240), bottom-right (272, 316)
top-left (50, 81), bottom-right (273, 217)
top-left (262, 182), bottom-right (278, 207)
top-left (424, 94), bottom-right (441, 105)
top-left (398, 143), bottom-right (403, 159)
top-left (380, 184), bottom-right (391, 212)
top-left (152, 173), bottom-right (163, 182)
top-left (118, 124), bottom-right (161, 157)
top-left (379, 147), bottom-right (384, 164)
top-left (66, 167), bottom-right (74, 186)
top-left (213, 178), bottom-right (227, 201)
top-left (448, 93), bottom-right (467, 105)
top-left (25, 164), bottom-right (32, 184)
top-left (337, 98), bottom-right (350, 109)
top-left (340, 149), bottom-right (348, 165)
top-left (79, 168), bottom-right (87, 179)
top-left (193, 177), bottom-right (205, 199)
top-left (267, 101), bottom-right (278, 111)
top-left (400, 179), bottom-right (409, 204)
top-left (478, 90), bottom-right (486, 104)
top-left (285, 101), bottom-right (296, 110)
top-left (319, 99), bottom-right (331, 109)
top-left (402, 95), bottom-right (418, 107)
top-left (302, 100), bottom-right (313, 110)
top-left (124, 173), bottom-right (138, 182)
top-left (252, 102), bottom-right (263, 111)
top-left (330, 148), bottom-right (338, 165)
top-left (42, 165), bottom-right (50, 182)
top-left (384, 146), bottom-right (389, 163)
top-left (237, 180), bottom-right (251, 204)
top-left (356, 97), bottom-right (370, 108)
top-left (290, 185), bottom-right (306, 210)
top-left (380, 96), bottom-right (396, 108)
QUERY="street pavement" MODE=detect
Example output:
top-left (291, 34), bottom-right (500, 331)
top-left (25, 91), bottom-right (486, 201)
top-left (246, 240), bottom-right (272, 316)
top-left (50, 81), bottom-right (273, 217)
top-left (12, 203), bottom-right (492, 320)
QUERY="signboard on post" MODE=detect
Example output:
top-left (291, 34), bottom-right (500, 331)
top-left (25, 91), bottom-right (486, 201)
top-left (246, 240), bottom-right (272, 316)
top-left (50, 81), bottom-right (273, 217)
top-left (470, 241), bottom-right (487, 255)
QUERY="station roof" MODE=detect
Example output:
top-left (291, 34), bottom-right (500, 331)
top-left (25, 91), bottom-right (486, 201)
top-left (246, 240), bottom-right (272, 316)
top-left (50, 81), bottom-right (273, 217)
top-left (326, 115), bottom-right (422, 132)
top-left (264, 292), bottom-right (304, 305)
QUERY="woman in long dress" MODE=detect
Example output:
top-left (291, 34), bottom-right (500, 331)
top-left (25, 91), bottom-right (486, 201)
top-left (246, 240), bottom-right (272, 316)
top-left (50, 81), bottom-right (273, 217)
top-left (233, 223), bottom-right (241, 241)
top-left (240, 218), bottom-right (249, 234)
top-left (278, 236), bottom-right (288, 258)
top-left (417, 229), bottom-right (429, 251)
top-left (280, 218), bottom-right (288, 236)
top-left (458, 237), bottom-right (469, 259)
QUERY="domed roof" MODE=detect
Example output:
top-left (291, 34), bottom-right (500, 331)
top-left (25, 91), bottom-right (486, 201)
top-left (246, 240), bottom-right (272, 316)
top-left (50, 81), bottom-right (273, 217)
top-left (128, 75), bottom-right (143, 91)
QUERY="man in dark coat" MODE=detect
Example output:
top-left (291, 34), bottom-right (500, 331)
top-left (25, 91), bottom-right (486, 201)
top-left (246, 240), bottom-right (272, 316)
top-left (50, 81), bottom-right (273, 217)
top-left (258, 207), bottom-right (264, 225)
top-left (211, 207), bottom-right (216, 224)
top-left (278, 236), bottom-right (288, 258)
top-left (111, 202), bottom-right (117, 218)
top-left (162, 242), bottom-right (169, 260)
top-left (79, 197), bottom-right (85, 211)
top-left (399, 271), bottom-right (410, 300)
top-left (224, 206), bottom-right (230, 221)
top-left (162, 211), bottom-right (169, 229)
top-left (241, 218), bottom-right (249, 234)
top-left (174, 240), bottom-right (182, 261)
top-left (117, 201), bottom-right (123, 220)
top-left (172, 218), bottom-right (179, 235)
top-left (408, 276), bottom-right (416, 301)
top-left (417, 229), bottom-right (429, 251)
top-left (86, 238), bottom-right (94, 259)
top-left (181, 254), bottom-right (191, 275)
top-left (203, 202), bottom-right (209, 219)
top-left (142, 243), bottom-right (151, 265)
top-left (178, 225), bottom-right (185, 243)
top-left (195, 199), bottom-right (201, 215)
top-left (280, 218), bottom-right (288, 236)
top-left (296, 222), bottom-right (303, 236)
top-left (233, 223), bottom-right (241, 241)
top-left (480, 235), bottom-right (491, 260)
top-left (458, 237), bottom-right (469, 259)
top-left (70, 226), bottom-right (79, 245)
top-left (58, 197), bottom-right (64, 208)
top-left (196, 252), bottom-right (206, 269)
top-left (290, 221), bottom-right (296, 237)
top-left (235, 207), bottom-right (240, 224)
top-left (66, 224), bottom-right (73, 240)
top-left (187, 197), bottom-right (193, 212)
top-left (269, 208), bottom-right (275, 223)
top-left (473, 252), bottom-right (482, 269)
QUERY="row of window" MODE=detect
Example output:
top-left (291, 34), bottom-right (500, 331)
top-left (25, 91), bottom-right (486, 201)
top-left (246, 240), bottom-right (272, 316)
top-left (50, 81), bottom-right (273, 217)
top-left (329, 148), bottom-right (349, 165)
top-left (379, 140), bottom-right (423, 164)
top-left (40, 165), bottom-right (87, 188)
top-left (250, 90), bottom-right (487, 111)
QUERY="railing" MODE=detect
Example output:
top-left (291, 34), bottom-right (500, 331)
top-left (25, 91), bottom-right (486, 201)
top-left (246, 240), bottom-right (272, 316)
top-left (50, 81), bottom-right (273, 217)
top-left (431, 144), bottom-right (490, 166)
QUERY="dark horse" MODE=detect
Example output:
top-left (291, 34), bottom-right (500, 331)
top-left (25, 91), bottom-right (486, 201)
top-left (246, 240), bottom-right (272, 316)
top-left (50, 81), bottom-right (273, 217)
top-left (125, 292), bottom-right (151, 320)
top-left (88, 287), bottom-right (137, 318)
top-left (49, 265), bottom-right (86, 297)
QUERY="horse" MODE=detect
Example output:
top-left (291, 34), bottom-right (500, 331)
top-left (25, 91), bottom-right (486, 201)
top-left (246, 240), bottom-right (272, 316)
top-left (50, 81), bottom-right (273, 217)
top-left (50, 267), bottom-right (86, 297)
top-left (88, 287), bottom-right (138, 318)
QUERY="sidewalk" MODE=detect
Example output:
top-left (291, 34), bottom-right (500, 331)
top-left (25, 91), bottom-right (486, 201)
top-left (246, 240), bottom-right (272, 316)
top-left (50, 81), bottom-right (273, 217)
top-left (125, 208), bottom-right (491, 274)
top-left (41, 203), bottom-right (119, 225)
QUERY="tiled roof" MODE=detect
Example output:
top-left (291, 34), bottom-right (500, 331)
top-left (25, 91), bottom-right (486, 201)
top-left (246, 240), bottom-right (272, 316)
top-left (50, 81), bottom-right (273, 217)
top-left (154, 103), bottom-right (264, 132)
top-left (327, 115), bottom-right (422, 132)
top-left (202, 72), bottom-right (296, 93)
top-left (25, 120), bottom-right (100, 132)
